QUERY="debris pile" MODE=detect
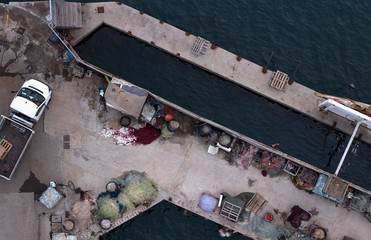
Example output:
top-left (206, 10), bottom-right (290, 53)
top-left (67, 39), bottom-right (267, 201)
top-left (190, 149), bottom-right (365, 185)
top-left (226, 141), bottom-right (258, 169)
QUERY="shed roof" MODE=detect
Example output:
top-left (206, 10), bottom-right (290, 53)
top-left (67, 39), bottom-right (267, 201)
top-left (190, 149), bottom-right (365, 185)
top-left (105, 77), bottom-right (148, 118)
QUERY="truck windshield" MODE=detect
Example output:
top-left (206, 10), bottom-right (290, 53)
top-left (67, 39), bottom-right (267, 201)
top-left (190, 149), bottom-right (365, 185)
top-left (17, 87), bottom-right (45, 106)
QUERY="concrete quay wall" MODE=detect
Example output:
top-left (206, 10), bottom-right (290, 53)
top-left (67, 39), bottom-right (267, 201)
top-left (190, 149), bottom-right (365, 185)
top-left (67, 2), bottom-right (370, 145)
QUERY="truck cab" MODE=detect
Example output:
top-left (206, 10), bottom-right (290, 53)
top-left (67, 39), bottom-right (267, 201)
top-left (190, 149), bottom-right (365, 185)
top-left (10, 79), bottom-right (52, 124)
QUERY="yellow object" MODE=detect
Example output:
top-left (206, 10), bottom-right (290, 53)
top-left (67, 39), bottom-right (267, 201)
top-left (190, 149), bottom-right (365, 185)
top-left (105, 76), bottom-right (110, 83)
top-left (6, 9), bottom-right (9, 28)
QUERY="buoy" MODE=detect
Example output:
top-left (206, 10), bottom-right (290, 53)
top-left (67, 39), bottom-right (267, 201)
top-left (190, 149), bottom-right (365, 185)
top-left (264, 212), bottom-right (274, 222)
top-left (165, 113), bottom-right (173, 121)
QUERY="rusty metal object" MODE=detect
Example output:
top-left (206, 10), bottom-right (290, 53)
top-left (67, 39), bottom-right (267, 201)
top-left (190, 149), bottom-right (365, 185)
top-left (236, 56), bottom-right (242, 61)
top-left (358, 133), bottom-right (363, 140)
top-left (185, 32), bottom-right (190, 36)
top-left (150, 41), bottom-right (155, 46)
top-left (159, 20), bottom-right (164, 24)
top-left (210, 44), bottom-right (218, 50)
top-left (116, 2), bottom-right (122, 5)
top-left (127, 31), bottom-right (132, 35)
top-left (139, 11), bottom-right (144, 15)
top-left (97, 7), bottom-right (104, 14)
top-left (176, 53), bottom-right (181, 57)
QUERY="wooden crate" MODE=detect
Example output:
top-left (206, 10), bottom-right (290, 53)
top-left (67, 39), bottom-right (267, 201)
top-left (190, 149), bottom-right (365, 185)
top-left (245, 193), bottom-right (266, 214)
top-left (0, 139), bottom-right (13, 160)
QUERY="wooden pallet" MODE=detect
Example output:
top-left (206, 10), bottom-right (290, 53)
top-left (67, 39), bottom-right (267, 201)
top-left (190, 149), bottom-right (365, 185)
top-left (0, 139), bottom-right (13, 160)
top-left (245, 193), bottom-right (266, 214)
top-left (270, 70), bottom-right (289, 90)
top-left (191, 37), bottom-right (210, 55)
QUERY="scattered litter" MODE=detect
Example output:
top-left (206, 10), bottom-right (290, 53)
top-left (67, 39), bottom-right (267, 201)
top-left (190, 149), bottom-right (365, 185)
top-left (207, 145), bottom-right (219, 155)
top-left (226, 142), bottom-right (258, 169)
top-left (102, 127), bottom-right (136, 145)
top-left (141, 103), bottom-right (156, 122)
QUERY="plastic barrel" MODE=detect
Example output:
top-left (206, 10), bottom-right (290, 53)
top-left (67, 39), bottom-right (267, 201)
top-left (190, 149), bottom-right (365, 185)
top-left (219, 134), bottom-right (232, 147)
top-left (49, 33), bottom-right (58, 42)
top-left (195, 123), bottom-right (212, 137)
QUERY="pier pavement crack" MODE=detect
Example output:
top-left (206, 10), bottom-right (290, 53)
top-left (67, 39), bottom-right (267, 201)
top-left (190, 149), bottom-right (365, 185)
top-left (171, 142), bottom-right (194, 193)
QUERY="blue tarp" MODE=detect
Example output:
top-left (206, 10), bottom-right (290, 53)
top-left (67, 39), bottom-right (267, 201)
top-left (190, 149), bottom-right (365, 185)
top-left (198, 193), bottom-right (218, 212)
top-left (39, 187), bottom-right (62, 208)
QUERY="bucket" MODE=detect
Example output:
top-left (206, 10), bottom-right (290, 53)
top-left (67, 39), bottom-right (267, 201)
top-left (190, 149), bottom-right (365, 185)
top-left (106, 181), bottom-right (119, 193)
top-left (63, 50), bottom-right (73, 62)
top-left (167, 119), bottom-right (180, 132)
top-left (119, 116), bottom-right (131, 127)
top-left (161, 124), bottom-right (174, 139)
top-left (100, 219), bottom-right (112, 230)
top-left (49, 33), bottom-right (58, 42)
top-left (62, 219), bottom-right (75, 232)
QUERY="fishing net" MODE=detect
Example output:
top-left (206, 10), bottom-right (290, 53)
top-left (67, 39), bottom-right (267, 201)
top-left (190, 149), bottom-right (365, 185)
top-left (247, 216), bottom-right (285, 240)
top-left (254, 150), bottom-right (286, 175)
top-left (121, 178), bottom-right (158, 205)
top-left (96, 195), bottom-right (124, 220)
top-left (132, 126), bottom-right (161, 145)
top-left (121, 172), bottom-right (144, 187)
top-left (117, 193), bottom-right (136, 210)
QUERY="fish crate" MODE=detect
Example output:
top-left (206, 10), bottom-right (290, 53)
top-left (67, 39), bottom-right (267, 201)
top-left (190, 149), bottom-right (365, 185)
top-left (284, 160), bottom-right (301, 176)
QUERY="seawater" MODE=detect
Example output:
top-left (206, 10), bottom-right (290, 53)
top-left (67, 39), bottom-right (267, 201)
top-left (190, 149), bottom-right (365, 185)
top-left (102, 201), bottom-right (252, 240)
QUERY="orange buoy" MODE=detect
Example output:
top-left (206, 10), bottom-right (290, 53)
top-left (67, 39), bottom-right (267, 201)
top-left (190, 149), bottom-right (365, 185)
top-left (165, 113), bottom-right (173, 121)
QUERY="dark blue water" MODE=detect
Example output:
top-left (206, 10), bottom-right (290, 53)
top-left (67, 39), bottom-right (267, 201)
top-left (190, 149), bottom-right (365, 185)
top-left (102, 201), bottom-right (252, 240)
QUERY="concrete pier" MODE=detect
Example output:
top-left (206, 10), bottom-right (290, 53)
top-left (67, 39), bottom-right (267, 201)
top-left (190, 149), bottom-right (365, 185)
top-left (66, 2), bottom-right (371, 145)
top-left (1, 2), bottom-right (370, 240)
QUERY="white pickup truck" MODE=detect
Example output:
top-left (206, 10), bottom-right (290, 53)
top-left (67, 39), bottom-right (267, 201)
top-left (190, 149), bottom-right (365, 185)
top-left (0, 79), bottom-right (52, 180)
